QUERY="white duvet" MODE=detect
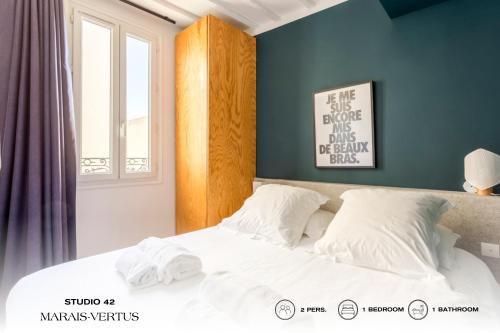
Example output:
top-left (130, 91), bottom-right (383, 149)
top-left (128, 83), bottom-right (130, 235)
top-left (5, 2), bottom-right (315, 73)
top-left (6, 227), bottom-right (500, 333)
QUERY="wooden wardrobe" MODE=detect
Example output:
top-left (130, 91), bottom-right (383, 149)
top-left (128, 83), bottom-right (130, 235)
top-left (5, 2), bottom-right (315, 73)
top-left (175, 16), bottom-right (256, 234)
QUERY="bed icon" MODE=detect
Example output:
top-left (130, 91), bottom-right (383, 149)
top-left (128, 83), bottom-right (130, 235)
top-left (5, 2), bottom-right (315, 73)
top-left (341, 304), bottom-right (355, 315)
top-left (338, 300), bottom-right (358, 320)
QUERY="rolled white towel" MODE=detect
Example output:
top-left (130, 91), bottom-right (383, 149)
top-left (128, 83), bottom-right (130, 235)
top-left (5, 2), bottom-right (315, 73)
top-left (115, 247), bottom-right (158, 289)
top-left (138, 237), bottom-right (202, 284)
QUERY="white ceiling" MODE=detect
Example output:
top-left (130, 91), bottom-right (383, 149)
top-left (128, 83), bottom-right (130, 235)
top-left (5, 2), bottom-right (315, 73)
top-left (129, 0), bottom-right (349, 35)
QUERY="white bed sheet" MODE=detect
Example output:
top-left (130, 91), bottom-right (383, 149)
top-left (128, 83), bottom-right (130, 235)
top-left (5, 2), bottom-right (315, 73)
top-left (6, 227), bottom-right (500, 333)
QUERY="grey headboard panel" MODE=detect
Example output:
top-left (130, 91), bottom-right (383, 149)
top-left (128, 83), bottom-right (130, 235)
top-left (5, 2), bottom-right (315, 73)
top-left (255, 178), bottom-right (500, 282)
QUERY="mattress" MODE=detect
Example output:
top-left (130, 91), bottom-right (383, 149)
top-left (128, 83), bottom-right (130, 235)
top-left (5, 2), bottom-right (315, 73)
top-left (6, 227), bottom-right (500, 333)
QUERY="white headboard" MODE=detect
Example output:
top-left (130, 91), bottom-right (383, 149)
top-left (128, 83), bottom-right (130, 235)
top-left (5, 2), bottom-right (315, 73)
top-left (255, 178), bottom-right (500, 282)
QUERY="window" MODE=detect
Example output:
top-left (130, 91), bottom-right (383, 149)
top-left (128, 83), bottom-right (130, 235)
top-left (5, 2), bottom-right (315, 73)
top-left (79, 18), bottom-right (113, 176)
top-left (124, 35), bottom-right (151, 174)
top-left (73, 7), bottom-right (159, 183)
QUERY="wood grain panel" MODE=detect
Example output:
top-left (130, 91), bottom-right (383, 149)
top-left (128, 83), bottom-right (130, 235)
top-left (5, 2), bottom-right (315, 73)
top-left (207, 16), bottom-right (256, 226)
top-left (175, 18), bottom-right (209, 234)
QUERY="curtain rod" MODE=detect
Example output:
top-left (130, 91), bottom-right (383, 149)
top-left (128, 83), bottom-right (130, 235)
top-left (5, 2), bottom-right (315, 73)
top-left (118, 0), bottom-right (176, 24)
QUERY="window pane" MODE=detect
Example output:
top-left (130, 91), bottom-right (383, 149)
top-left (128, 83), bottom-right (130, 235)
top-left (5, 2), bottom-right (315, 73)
top-left (125, 35), bottom-right (151, 173)
top-left (80, 19), bottom-right (112, 175)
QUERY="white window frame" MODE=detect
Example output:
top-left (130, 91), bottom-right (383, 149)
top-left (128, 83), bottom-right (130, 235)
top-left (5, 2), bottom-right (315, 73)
top-left (70, 1), bottom-right (160, 186)
top-left (119, 27), bottom-right (159, 180)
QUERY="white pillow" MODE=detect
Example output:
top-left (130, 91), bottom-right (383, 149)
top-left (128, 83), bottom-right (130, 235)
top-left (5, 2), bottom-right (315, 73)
top-left (304, 209), bottom-right (335, 239)
top-left (314, 189), bottom-right (453, 279)
top-left (220, 184), bottom-right (329, 247)
top-left (435, 224), bottom-right (460, 270)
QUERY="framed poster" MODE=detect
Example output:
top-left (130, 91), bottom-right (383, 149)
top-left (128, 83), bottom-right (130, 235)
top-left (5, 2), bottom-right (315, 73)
top-left (313, 81), bottom-right (375, 168)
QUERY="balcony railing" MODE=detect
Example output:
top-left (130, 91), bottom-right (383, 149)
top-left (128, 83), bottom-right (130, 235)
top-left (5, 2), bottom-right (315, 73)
top-left (80, 158), bottom-right (111, 175)
top-left (80, 158), bottom-right (149, 175)
top-left (126, 158), bottom-right (150, 173)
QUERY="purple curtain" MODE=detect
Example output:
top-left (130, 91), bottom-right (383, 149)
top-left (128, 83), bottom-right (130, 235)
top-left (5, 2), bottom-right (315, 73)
top-left (0, 0), bottom-right (77, 313)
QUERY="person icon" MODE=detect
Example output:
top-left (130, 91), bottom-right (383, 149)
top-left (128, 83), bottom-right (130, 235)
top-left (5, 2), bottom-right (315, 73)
top-left (279, 304), bottom-right (291, 316)
top-left (275, 300), bottom-right (295, 320)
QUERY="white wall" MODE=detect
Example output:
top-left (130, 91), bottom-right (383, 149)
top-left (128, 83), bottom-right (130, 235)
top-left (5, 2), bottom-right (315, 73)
top-left (76, 180), bottom-right (175, 258)
top-left (65, 0), bottom-right (179, 258)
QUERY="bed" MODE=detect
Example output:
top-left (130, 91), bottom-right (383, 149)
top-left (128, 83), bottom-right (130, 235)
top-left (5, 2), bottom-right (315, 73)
top-left (6, 179), bottom-right (500, 333)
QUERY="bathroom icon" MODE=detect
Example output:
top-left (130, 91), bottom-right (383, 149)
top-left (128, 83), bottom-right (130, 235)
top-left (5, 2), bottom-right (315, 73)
top-left (408, 299), bottom-right (428, 320)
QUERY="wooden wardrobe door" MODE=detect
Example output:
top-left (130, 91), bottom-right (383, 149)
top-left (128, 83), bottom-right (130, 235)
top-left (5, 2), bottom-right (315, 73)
top-left (207, 16), bottom-right (256, 227)
top-left (175, 18), bottom-right (209, 234)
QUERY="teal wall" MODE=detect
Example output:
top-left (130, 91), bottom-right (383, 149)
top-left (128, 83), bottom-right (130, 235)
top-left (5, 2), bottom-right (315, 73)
top-left (379, 0), bottom-right (449, 18)
top-left (256, 0), bottom-right (500, 191)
